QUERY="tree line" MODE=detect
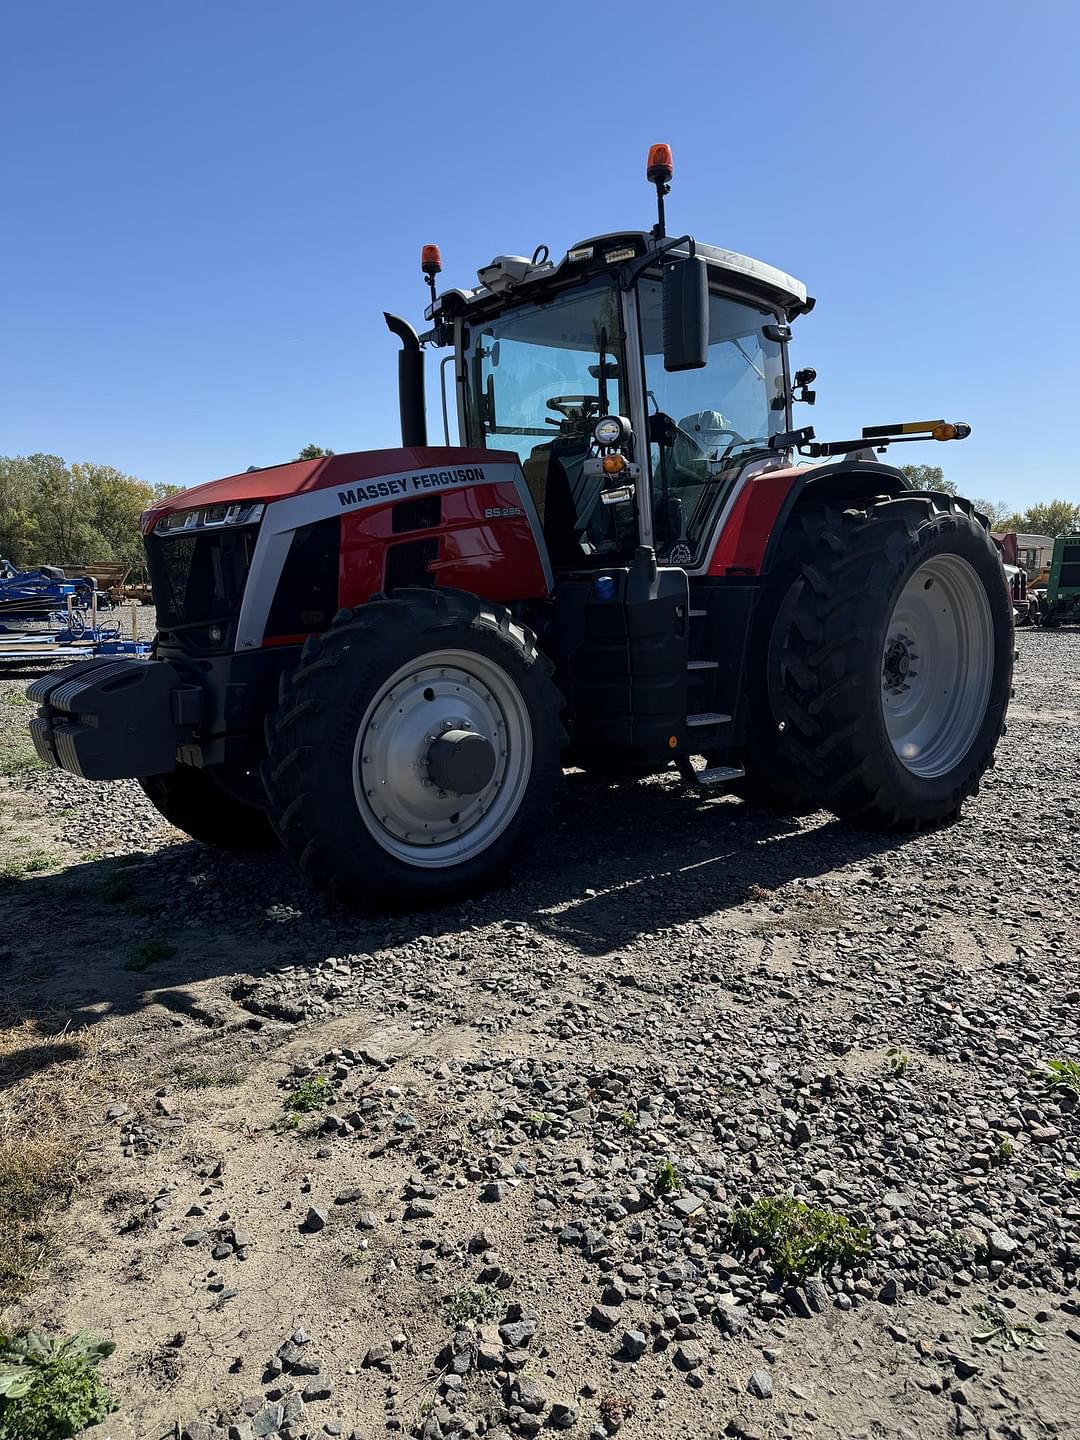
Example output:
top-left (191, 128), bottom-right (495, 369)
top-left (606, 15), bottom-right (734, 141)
top-left (898, 466), bottom-right (1079, 536)
top-left (0, 454), bottom-right (183, 570)
top-left (0, 448), bottom-right (338, 571)
top-left (0, 451), bottom-right (1074, 574)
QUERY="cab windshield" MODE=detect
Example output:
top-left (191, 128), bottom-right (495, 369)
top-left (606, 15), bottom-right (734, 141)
top-left (461, 280), bottom-right (634, 566)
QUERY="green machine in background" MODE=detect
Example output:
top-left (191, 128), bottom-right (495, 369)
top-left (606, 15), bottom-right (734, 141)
top-left (1036, 533), bottom-right (1080, 627)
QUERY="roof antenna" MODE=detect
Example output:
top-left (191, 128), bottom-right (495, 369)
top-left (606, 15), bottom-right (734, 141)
top-left (647, 143), bottom-right (673, 239)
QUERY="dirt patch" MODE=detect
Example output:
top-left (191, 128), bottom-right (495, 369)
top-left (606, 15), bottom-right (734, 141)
top-left (0, 622), bottom-right (1077, 1440)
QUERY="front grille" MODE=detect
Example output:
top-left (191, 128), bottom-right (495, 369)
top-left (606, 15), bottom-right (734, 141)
top-left (145, 526), bottom-right (258, 644)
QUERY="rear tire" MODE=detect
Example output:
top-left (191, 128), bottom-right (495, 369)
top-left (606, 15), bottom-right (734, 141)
top-left (768, 492), bottom-right (1012, 829)
top-left (140, 764), bottom-right (279, 850)
top-left (262, 588), bottom-right (565, 910)
top-left (736, 505), bottom-right (834, 813)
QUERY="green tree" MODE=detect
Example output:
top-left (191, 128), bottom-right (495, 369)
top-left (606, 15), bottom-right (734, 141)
top-left (1016, 499), bottom-right (1080, 536)
top-left (899, 465), bottom-right (1016, 527)
top-left (297, 444), bottom-right (334, 460)
top-left (970, 497), bottom-right (1015, 527)
top-left (0, 454), bottom-right (172, 569)
top-left (900, 464), bottom-right (952, 493)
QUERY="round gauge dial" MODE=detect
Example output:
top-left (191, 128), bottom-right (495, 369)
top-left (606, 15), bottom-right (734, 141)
top-left (593, 415), bottom-right (628, 448)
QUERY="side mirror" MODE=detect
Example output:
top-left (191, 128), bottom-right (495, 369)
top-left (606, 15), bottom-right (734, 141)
top-left (662, 256), bottom-right (709, 371)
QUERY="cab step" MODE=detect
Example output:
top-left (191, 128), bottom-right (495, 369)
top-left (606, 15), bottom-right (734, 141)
top-left (686, 659), bottom-right (719, 670)
top-left (686, 711), bottom-right (731, 727)
top-left (676, 757), bottom-right (745, 787)
top-left (691, 763), bottom-right (745, 786)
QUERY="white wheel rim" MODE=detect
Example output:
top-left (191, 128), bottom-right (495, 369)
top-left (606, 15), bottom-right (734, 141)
top-left (351, 648), bottom-right (532, 868)
top-left (882, 554), bottom-right (994, 778)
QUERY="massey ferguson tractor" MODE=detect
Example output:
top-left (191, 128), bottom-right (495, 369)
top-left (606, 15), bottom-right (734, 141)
top-left (28, 146), bottom-right (1014, 908)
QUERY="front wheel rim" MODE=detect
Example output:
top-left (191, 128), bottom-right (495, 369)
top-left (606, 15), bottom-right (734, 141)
top-left (352, 648), bottom-right (533, 868)
top-left (882, 554), bottom-right (994, 779)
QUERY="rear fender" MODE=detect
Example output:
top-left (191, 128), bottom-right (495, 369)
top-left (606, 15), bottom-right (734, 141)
top-left (705, 459), bottom-right (909, 578)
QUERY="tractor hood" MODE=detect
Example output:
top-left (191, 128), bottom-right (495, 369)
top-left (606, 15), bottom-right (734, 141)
top-left (141, 447), bottom-right (501, 534)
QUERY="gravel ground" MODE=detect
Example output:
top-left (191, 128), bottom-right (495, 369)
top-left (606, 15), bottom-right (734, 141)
top-left (0, 615), bottom-right (1078, 1440)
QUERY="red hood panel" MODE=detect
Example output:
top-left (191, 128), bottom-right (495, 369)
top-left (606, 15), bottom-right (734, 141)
top-left (144, 447), bottom-right (507, 525)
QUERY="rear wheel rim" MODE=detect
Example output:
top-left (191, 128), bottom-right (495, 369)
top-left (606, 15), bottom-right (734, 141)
top-left (352, 648), bottom-right (532, 868)
top-left (882, 554), bottom-right (994, 778)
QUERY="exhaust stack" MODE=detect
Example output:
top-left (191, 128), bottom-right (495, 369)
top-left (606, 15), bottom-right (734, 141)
top-left (383, 312), bottom-right (427, 448)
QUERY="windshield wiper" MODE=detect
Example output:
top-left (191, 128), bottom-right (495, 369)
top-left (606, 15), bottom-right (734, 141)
top-left (708, 437), bottom-right (770, 472)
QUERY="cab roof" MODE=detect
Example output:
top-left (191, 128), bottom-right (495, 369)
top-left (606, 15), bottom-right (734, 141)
top-left (426, 230), bottom-right (811, 333)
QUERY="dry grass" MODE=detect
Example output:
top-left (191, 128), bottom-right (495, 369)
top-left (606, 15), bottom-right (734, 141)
top-left (0, 1002), bottom-right (135, 1313)
top-left (0, 727), bottom-right (45, 779)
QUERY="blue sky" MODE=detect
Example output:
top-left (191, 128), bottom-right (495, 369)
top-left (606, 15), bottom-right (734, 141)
top-left (2, 1), bottom-right (1076, 510)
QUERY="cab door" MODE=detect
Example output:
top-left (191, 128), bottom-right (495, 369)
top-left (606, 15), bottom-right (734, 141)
top-left (633, 279), bottom-right (790, 566)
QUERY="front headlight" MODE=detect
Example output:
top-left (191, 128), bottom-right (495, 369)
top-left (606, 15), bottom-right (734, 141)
top-left (154, 501), bottom-right (265, 535)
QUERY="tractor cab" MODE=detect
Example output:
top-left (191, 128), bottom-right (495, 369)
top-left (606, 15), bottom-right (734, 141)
top-left (425, 225), bottom-right (810, 574)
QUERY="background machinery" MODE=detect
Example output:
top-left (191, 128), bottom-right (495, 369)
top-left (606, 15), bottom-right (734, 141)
top-left (1034, 532), bottom-right (1080, 626)
top-left (26, 146), bottom-right (1014, 907)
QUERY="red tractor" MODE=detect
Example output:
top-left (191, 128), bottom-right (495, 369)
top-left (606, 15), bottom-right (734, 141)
top-left (29, 146), bottom-right (1013, 908)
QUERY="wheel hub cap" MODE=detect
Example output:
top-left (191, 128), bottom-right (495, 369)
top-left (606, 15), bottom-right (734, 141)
top-left (426, 728), bottom-right (497, 794)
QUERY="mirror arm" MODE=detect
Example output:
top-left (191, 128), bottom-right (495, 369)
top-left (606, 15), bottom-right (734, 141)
top-left (620, 234), bottom-right (697, 289)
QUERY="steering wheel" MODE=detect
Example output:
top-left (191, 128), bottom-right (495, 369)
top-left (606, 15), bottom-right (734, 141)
top-left (546, 395), bottom-right (600, 420)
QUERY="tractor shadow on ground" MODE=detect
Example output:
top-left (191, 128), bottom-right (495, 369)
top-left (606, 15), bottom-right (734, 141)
top-left (1, 765), bottom-right (912, 1036)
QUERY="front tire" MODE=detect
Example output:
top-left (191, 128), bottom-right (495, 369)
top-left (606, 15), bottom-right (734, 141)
top-left (262, 589), bottom-right (565, 909)
top-left (140, 764), bottom-right (279, 851)
top-left (769, 492), bottom-right (1013, 829)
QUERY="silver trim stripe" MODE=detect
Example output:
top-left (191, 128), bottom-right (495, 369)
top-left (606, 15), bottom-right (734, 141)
top-left (235, 461), bottom-right (551, 651)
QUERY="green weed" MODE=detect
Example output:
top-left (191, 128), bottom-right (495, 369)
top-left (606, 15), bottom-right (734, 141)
top-left (617, 1110), bottom-right (638, 1131)
top-left (0, 1329), bottom-right (117, 1440)
top-left (1040, 1058), bottom-right (1080, 1096)
top-left (942, 1229), bottom-right (975, 1258)
top-left (98, 871), bottom-right (134, 903)
top-left (972, 1300), bottom-right (1045, 1351)
top-left (0, 852), bottom-right (52, 886)
top-left (283, 1075), bottom-right (336, 1114)
top-left (122, 939), bottom-right (176, 972)
top-left (885, 1046), bottom-right (910, 1078)
top-left (441, 1285), bottom-right (502, 1325)
top-left (654, 1159), bottom-right (679, 1195)
top-left (730, 1194), bottom-right (870, 1279)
